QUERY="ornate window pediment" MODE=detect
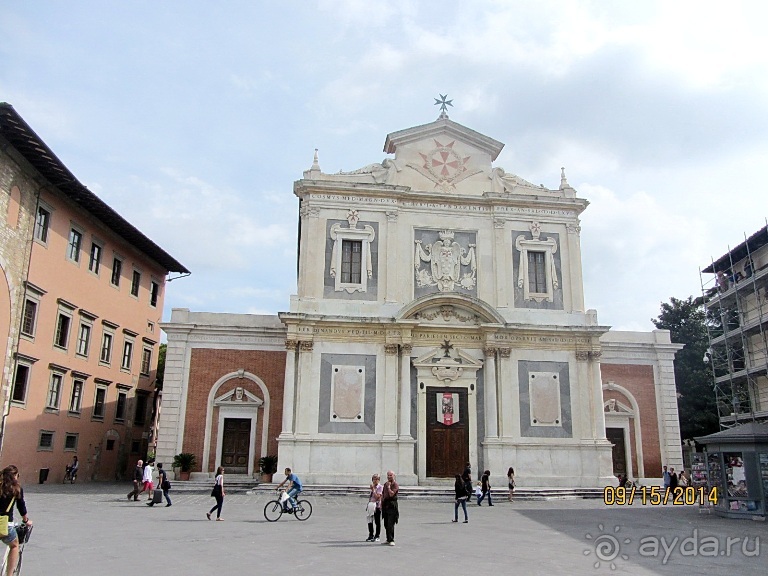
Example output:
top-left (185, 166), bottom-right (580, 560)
top-left (515, 221), bottom-right (559, 303)
top-left (604, 398), bottom-right (634, 415)
top-left (330, 210), bottom-right (375, 293)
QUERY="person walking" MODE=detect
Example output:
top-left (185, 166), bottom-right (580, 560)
top-left (381, 470), bottom-right (399, 546)
top-left (142, 461), bottom-right (154, 502)
top-left (461, 462), bottom-right (473, 500)
top-left (662, 465), bottom-right (671, 497)
top-left (507, 467), bottom-right (515, 502)
top-left (148, 463), bottom-right (171, 507)
top-left (1, 465), bottom-right (32, 576)
top-left (452, 474), bottom-right (469, 523)
top-left (365, 473), bottom-right (383, 542)
top-left (207, 467), bottom-right (225, 521)
top-left (127, 459), bottom-right (144, 501)
top-left (477, 470), bottom-right (493, 506)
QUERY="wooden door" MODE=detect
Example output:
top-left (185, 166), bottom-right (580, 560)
top-left (426, 387), bottom-right (468, 478)
top-left (221, 418), bottom-right (251, 473)
top-left (606, 427), bottom-right (627, 476)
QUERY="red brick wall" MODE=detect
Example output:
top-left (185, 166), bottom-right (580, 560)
top-left (182, 348), bottom-right (286, 472)
top-left (602, 363), bottom-right (662, 478)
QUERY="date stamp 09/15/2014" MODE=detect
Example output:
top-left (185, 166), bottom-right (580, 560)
top-left (603, 486), bottom-right (718, 506)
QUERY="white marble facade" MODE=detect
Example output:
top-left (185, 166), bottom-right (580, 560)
top-left (160, 112), bottom-right (683, 486)
top-left (280, 113), bottom-right (623, 488)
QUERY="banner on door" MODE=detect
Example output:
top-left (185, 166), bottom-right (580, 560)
top-left (437, 393), bottom-right (460, 425)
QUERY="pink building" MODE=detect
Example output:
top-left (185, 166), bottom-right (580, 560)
top-left (0, 103), bottom-right (188, 481)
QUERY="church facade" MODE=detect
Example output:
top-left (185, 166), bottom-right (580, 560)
top-left (157, 112), bottom-right (683, 487)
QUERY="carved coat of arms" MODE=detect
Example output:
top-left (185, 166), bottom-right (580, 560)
top-left (415, 230), bottom-right (476, 292)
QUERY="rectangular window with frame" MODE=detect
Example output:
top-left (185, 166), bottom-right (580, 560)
top-left (100, 331), bottom-right (113, 364)
top-left (67, 228), bottom-right (82, 262)
top-left (76, 323), bottom-right (91, 357)
top-left (89, 242), bottom-right (102, 274)
top-left (140, 347), bottom-right (152, 376)
top-left (38, 430), bottom-right (54, 451)
top-left (46, 372), bottom-right (63, 410)
top-left (35, 206), bottom-right (50, 243)
top-left (55, 312), bottom-right (71, 349)
top-left (64, 433), bottom-right (78, 451)
top-left (341, 240), bottom-right (363, 284)
top-left (69, 378), bottom-right (83, 413)
top-left (134, 393), bottom-right (148, 426)
top-left (111, 257), bottom-right (122, 286)
top-left (93, 387), bottom-right (107, 419)
top-left (131, 270), bottom-right (141, 297)
top-left (150, 281), bottom-right (160, 307)
top-left (121, 340), bottom-right (133, 371)
top-left (115, 390), bottom-right (127, 422)
top-left (11, 364), bottom-right (30, 403)
top-left (21, 299), bottom-right (37, 337)
top-left (527, 251), bottom-right (547, 294)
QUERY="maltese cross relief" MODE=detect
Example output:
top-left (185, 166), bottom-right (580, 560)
top-left (409, 139), bottom-right (481, 192)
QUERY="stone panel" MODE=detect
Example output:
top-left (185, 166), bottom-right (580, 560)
top-left (518, 360), bottom-right (572, 438)
top-left (318, 353), bottom-right (376, 434)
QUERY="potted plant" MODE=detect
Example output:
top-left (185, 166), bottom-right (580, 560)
top-left (259, 455), bottom-right (278, 483)
top-left (173, 452), bottom-right (196, 480)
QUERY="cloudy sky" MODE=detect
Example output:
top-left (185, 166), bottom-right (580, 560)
top-left (2, 1), bottom-right (767, 332)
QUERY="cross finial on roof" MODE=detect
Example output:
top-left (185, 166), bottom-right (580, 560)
top-left (434, 94), bottom-right (453, 118)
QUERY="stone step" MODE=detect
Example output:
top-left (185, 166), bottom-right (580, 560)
top-left (167, 479), bottom-right (604, 500)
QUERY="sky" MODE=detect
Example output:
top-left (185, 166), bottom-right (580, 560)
top-left (2, 0), bottom-right (767, 332)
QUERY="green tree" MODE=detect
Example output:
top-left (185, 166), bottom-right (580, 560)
top-left (155, 343), bottom-right (166, 390)
top-left (652, 296), bottom-right (719, 440)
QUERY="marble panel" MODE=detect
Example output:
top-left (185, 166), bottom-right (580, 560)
top-left (518, 360), bottom-right (572, 438)
top-left (318, 353), bottom-right (376, 434)
top-left (323, 219), bottom-right (379, 300)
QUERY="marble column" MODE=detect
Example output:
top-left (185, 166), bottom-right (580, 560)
top-left (295, 340), bottom-right (314, 435)
top-left (384, 344), bottom-right (399, 438)
top-left (398, 344), bottom-right (413, 438)
top-left (280, 340), bottom-right (298, 437)
top-left (483, 347), bottom-right (499, 439)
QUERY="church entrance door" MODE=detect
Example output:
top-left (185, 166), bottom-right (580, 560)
top-left (606, 427), bottom-right (627, 477)
top-left (221, 418), bottom-right (251, 473)
top-left (426, 387), bottom-right (469, 477)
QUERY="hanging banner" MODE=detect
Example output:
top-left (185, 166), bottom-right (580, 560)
top-left (437, 392), bottom-right (459, 425)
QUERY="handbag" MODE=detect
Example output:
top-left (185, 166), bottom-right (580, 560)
top-left (0, 498), bottom-right (15, 537)
top-left (162, 479), bottom-right (171, 491)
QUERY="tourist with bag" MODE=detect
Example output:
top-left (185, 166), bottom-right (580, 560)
top-left (148, 463), bottom-right (172, 507)
top-left (452, 474), bottom-right (469, 523)
top-left (206, 467), bottom-right (225, 521)
top-left (1, 465), bottom-right (31, 576)
top-left (365, 473), bottom-right (383, 542)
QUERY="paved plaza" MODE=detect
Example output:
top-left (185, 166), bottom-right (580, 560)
top-left (15, 483), bottom-right (768, 576)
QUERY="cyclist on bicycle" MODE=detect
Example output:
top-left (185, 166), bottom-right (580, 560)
top-left (1, 465), bottom-right (32, 576)
top-left (276, 468), bottom-right (303, 513)
top-left (65, 456), bottom-right (78, 481)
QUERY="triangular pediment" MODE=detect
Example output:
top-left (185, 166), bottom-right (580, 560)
top-left (604, 399), bottom-right (633, 415)
top-left (214, 387), bottom-right (263, 407)
top-left (412, 344), bottom-right (483, 382)
top-left (383, 116), bottom-right (504, 161)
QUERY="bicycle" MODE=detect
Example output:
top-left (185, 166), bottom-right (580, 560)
top-left (63, 466), bottom-right (77, 484)
top-left (0, 522), bottom-right (33, 575)
top-left (263, 490), bottom-right (312, 522)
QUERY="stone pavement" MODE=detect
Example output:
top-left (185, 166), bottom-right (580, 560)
top-left (17, 483), bottom-right (768, 576)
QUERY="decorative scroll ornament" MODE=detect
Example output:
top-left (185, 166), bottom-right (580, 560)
top-left (415, 230), bottom-right (477, 292)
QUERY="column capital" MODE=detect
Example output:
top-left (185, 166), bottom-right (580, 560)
top-left (299, 341), bottom-right (314, 352)
top-left (384, 344), bottom-right (399, 355)
top-left (498, 347), bottom-right (511, 358)
top-left (400, 344), bottom-right (413, 355)
top-left (483, 346), bottom-right (497, 358)
top-left (285, 340), bottom-right (299, 351)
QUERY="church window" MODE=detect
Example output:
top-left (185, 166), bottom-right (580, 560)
top-left (515, 222), bottom-right (559, 303)
top-left (528, 251), bottom-right (547, 294)
top-left (341, 240), bottom-right (363, 284)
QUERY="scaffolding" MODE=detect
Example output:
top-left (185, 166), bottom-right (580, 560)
top-left (700, 221), bottom-right (768, 429)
